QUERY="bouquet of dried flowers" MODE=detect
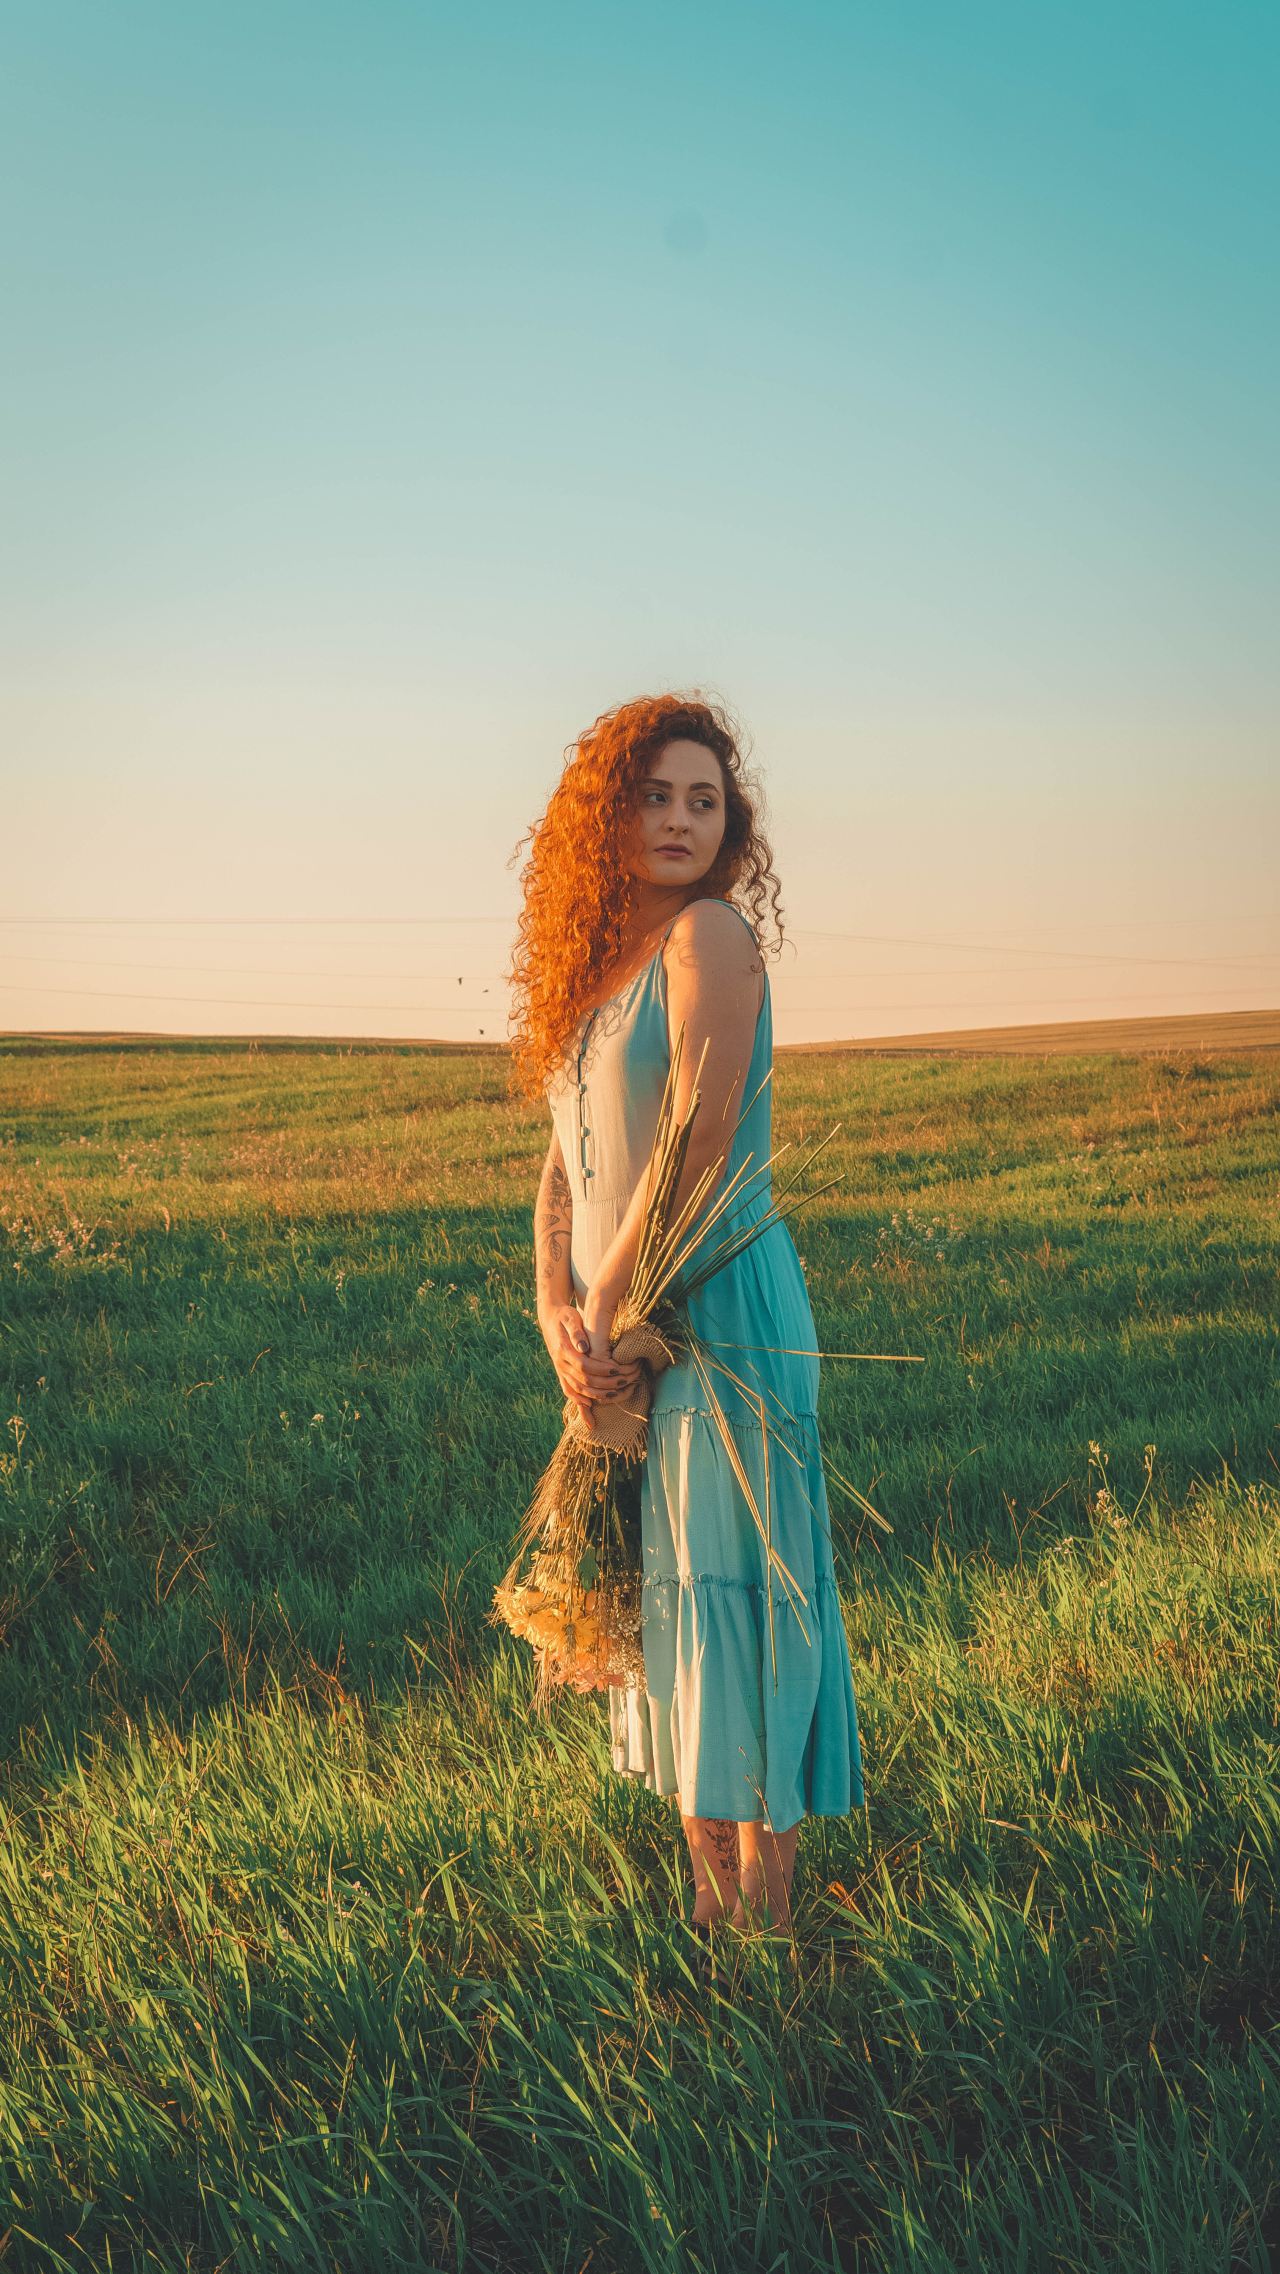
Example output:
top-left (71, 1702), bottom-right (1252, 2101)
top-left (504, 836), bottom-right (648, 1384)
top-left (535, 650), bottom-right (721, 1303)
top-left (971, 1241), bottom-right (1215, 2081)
top-left (491, 1021), bottom-right (914, 1702)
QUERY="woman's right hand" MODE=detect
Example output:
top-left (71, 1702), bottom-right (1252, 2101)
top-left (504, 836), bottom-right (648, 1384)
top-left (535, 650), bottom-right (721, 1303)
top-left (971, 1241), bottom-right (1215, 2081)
top-left (540, 1302), bottom-right (643, 1426)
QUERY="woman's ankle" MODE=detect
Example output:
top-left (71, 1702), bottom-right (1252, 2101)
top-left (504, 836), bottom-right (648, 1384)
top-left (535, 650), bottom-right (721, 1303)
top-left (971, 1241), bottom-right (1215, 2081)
top-left (729, 1891), bottom-right (792, 1936)
top-left (691, 1894), bottom-right (734, 1929)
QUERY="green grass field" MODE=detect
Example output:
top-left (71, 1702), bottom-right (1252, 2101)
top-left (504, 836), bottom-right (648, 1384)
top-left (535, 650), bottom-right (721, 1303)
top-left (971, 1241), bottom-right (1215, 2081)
top-left (1, 1038), bottom-right (1277, 2271)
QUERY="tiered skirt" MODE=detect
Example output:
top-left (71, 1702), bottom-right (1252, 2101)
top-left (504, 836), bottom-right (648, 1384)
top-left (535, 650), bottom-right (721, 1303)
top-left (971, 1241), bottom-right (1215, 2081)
top-left (607, 1402), bottom-right (865, 1830)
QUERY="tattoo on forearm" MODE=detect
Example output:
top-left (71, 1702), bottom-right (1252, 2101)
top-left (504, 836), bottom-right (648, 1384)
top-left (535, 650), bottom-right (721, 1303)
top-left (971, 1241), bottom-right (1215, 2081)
top-left (535, 1156), bottom-right (574, 1301)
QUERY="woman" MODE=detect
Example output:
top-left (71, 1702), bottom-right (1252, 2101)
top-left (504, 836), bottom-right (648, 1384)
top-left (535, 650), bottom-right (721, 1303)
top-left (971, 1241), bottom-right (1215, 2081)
top-left (507, 692), bottom-right (865, 1940)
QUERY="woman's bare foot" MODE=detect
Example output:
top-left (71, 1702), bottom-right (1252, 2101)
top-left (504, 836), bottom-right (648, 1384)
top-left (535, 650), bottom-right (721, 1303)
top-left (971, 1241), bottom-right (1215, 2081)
top-left (727, 1897), bottom-right (794, 1943)
top-left (730, 1818), bottom-right (799, 1935)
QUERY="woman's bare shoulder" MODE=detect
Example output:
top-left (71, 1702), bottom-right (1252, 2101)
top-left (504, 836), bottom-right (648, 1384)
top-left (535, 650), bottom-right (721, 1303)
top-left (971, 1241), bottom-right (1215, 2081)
top-left (662, 900), bottom-right (764, 1023)
top-left (664, 897), bottom-right (761, 966)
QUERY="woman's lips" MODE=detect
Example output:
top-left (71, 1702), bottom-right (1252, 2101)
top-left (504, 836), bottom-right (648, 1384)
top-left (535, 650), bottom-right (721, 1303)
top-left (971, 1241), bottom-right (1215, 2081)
top-left (657, 847), bottom-right (691, 857)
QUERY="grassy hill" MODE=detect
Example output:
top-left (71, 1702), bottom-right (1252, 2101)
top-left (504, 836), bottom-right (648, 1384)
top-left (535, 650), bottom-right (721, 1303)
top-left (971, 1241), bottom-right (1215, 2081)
top-left (802, 1004), bottom-right (1280, 1055)
top-left (1, 1040), bottom-right (1277, 2269)
top-left (8, 1002), bottom-right (1278, 1058)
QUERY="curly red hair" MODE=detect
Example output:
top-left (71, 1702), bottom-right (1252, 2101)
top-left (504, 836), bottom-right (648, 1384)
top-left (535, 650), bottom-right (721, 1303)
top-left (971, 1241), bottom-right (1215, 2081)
top-left (505, 691), bottom-right (785, 1100)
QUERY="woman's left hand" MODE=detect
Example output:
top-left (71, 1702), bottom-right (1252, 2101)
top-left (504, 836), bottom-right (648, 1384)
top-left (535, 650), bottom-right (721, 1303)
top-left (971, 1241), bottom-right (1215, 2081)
top-left (581, 1287), bottom-right (645, 1399)
top-left (583, 1322), bottom-right (645, 1398)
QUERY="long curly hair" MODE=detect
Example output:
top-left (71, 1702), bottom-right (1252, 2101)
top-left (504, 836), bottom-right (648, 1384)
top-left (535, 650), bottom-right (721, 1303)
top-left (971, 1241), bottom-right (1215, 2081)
top-left (506, 691), bottom-right (785, 1100)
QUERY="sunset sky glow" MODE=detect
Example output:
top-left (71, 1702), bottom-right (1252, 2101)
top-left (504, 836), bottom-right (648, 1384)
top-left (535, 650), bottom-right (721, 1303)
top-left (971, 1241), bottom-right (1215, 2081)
top-left (3, 0), bottom-right (1277, 1042)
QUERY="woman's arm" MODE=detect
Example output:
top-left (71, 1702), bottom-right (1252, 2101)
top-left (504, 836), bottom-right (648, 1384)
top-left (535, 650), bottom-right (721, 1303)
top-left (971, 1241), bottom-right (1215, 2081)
top-left (534, 1126), bottom-right (575, 1329)
top-left (535, 1126), bottom-right (643, 1419)
top-left (581, 900), bottom-right (764, 1342)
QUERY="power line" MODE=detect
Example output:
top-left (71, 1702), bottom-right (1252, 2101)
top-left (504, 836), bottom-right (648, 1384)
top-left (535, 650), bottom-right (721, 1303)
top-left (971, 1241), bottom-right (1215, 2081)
top-left (0, 914), bottom-right (515, 928)
top-left (789, 926), bottom-right (1279, 973)
top-left (4, 944), bottom-right (1279, 986)
top-left (0, 913), bottom-right (1274, 974)
top-left (1, 980), bottom-right (1275, 1018)
top-left (0, 981), bottom-right (505, 1016)
top-left (0, 950), bottom-right (506, 985)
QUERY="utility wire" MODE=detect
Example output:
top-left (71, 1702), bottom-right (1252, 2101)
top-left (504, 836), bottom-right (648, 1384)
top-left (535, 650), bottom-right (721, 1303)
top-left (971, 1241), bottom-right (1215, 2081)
top-left (0, 913), bottom-right (1274, 973)
top-left (0, 914), bottom-right (514, 927)
top-left (0, 949), bottom-right (506, 985)
top-left (3, 945), bottom-right (1279, 985)
top-left (1, 980), bottom-right (1275, 1018)
top-left (789, 927), bottom-right (1278, 972)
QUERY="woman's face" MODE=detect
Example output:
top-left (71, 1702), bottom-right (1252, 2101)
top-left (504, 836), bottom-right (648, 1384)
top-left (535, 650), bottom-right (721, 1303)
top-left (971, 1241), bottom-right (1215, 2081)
top-left (625, 739), bottom-right (727, 892)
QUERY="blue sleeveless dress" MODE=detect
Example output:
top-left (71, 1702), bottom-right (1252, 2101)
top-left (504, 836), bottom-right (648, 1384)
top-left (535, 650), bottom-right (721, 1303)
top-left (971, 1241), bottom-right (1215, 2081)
top-left (545, 901), bottom-right (865, 1831)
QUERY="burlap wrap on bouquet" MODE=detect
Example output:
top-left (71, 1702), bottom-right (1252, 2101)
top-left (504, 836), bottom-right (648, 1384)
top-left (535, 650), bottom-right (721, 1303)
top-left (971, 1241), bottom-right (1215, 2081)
top-left (562, 1313), bottom-right (679, 1457)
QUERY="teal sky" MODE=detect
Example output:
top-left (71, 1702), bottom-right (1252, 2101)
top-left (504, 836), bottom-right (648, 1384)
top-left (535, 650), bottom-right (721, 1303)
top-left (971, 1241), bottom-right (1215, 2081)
top-left (3, 0), bottom-right (1277, 1042)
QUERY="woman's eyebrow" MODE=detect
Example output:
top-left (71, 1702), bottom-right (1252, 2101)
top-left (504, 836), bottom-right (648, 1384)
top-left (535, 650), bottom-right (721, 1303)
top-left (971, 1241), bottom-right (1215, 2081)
top-left (642, 775), bottom-right (722, 793)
